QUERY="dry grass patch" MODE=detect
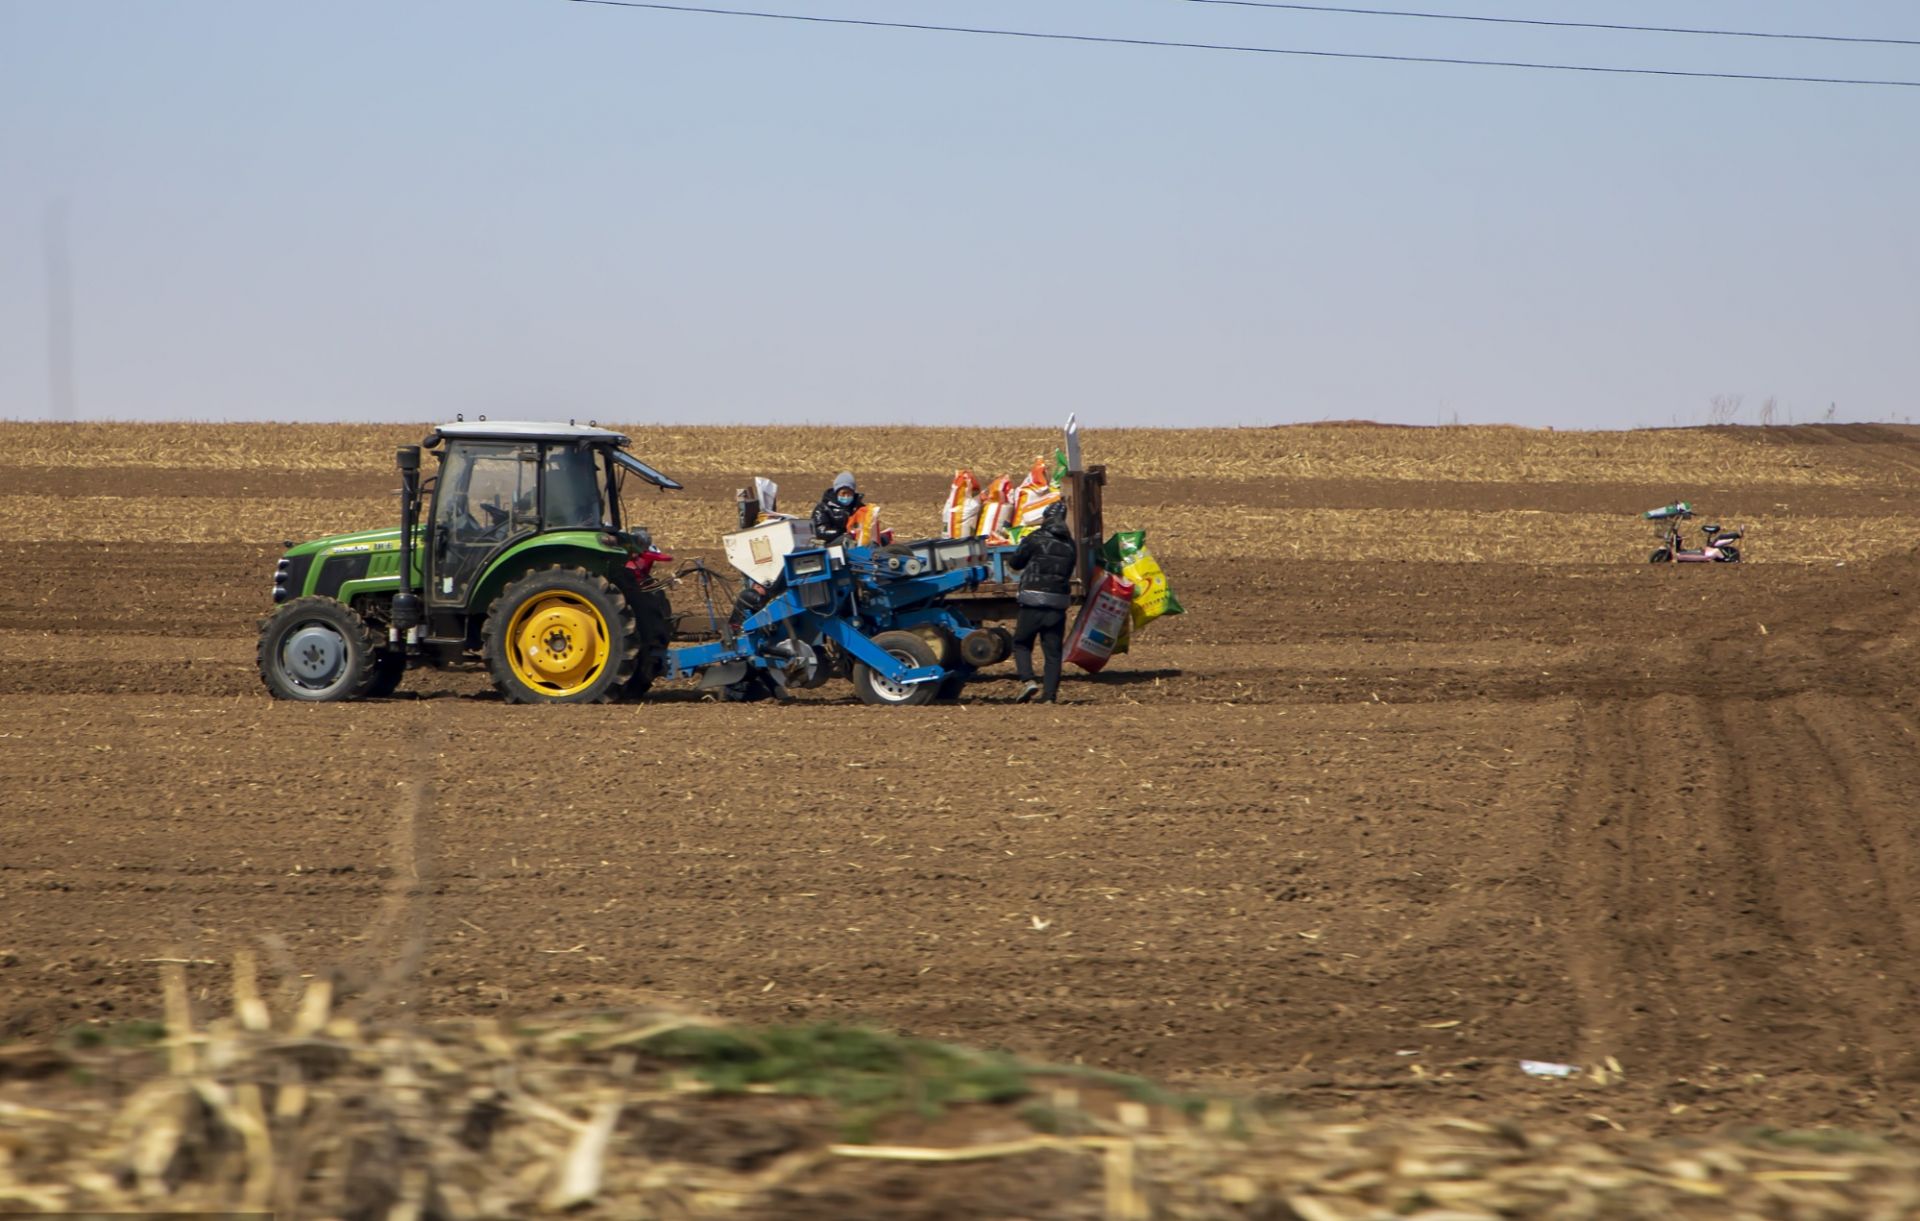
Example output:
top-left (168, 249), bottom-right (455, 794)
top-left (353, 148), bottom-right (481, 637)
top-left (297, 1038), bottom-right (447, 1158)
top-left (0, 422), bottom-right (1880, 486)
top-left (1134, 507), bottom-right (1920, 565)
top-left (0, 495), bottom-right (736, 550)
top-left (5, 963), bottom-right (1918, 1219)
top-left (8, 495), bottom-right (1919, 565)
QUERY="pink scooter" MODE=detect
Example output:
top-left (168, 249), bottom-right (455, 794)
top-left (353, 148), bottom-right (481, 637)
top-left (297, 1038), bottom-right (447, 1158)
top-left (1645, 502), bottom-right (1742, 563)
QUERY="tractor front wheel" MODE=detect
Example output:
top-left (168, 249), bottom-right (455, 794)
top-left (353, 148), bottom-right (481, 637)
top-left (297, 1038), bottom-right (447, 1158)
top-left (258, 597), bottom-right (382, 702)
top-left (484, 567), bottom-right (638, 704)
top-left (852, 630), bottom-right (941, 707)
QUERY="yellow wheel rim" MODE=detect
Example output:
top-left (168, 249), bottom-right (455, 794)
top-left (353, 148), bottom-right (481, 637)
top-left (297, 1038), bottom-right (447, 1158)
top-left (505, 591), bottom-right (611, 697)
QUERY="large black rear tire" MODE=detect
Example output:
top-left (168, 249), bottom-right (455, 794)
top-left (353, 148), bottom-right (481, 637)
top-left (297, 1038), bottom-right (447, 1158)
top-left (483, 566), bottom-right (638, 704)
top-left (258, 597), bottom-right (382, 702)
top-left (612, 573), bottom-right (674, 700)
top-left (852, 630), bottom-right (940, 707)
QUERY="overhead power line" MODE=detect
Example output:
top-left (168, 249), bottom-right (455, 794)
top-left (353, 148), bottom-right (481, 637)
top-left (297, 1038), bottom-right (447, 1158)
top-left (561, 1), bottom-right (1920, 88)
top-left (1175, 0), bottom-right (1920, 49)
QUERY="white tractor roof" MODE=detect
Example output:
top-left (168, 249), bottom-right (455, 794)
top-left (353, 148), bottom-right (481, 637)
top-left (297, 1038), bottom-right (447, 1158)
top-left (431, 420), bottom-right (629, 445)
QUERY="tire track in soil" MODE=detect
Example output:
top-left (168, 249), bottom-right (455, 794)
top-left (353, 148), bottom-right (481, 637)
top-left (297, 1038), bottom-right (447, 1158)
top-left (1735, 694), bottom-right (1920, 1083)
top-left (337, 719), bottom-right (438, 1013)
top-left (1708, 695), bottom-right (1857, 1073)
top-left (1801, 700), bottom-right (1920, 957)
top-left (1688, 697), bottom-right (1834, 1066)
top-left (1561, 687), bottom-right (1920, 1087)
top-left (1559, 697), bottom-right (1707, 1069)
top-left (1557, 694), bottom-right (1831, 1076)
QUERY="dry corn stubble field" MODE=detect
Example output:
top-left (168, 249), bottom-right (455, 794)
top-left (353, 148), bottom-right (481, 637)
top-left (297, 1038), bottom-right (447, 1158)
top-left (6, 421), bottom-right (1920, 1215)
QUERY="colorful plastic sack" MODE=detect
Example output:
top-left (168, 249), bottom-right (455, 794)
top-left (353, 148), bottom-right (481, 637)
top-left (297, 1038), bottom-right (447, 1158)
top-left (1102, 531), bottom-right (1183, 632)
top-left (846, 503), bottom-right (882, 546)
top-left (1012, 457), bottom-right (1062, 528)
top-left (943, 470), bottom-right (982, 539)
top-left (1065, 571), bottom-right (1135, 673)
top-left (978, 475), bottom-right (1015, 541)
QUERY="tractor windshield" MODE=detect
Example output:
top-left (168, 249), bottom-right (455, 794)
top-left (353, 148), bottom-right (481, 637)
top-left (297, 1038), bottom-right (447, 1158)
top-left (430, 441), bottom-right (540, 606)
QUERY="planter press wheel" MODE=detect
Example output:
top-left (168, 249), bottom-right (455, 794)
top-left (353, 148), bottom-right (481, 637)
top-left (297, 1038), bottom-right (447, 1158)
top-left (852, 630), bottom-right (941, 707)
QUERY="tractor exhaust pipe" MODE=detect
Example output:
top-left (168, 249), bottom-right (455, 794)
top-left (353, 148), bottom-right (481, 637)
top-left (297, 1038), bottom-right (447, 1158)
top-left (391, 445), bottom-right (424, 646)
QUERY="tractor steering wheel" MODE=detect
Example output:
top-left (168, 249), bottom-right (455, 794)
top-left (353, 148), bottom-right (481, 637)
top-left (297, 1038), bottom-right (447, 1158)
top-left (459, 500), bottom-right (510, 544)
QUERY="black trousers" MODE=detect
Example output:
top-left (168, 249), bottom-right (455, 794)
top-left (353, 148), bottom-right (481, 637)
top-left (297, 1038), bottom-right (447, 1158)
top-left (1012, 606), bottom-right (1066, 701)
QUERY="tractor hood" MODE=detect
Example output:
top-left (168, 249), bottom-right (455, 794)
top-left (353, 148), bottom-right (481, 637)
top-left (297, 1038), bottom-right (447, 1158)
top-left (282, 525), bottom-right (410, 559)
top-left (273, 525), bottom-right (419, 609)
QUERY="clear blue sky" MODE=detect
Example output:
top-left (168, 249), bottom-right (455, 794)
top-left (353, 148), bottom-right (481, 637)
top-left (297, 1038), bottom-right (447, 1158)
top-left (3, 0), bottom-right (1916, 427)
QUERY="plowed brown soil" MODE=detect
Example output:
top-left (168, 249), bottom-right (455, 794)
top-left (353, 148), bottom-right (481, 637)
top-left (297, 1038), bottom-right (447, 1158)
top-left (5, 422), bottom-right (1920, 1142)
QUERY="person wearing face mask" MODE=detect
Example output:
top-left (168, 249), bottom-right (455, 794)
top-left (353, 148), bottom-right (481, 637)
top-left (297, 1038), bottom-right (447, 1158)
top-left (811, 472), bottom-right (864, 544)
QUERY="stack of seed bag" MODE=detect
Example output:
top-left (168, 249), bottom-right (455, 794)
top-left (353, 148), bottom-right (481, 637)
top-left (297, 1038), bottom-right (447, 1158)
top-left (941, 453), bottom-right (1067, 544)
top-left (943, 471), bottom-right (983, 537)
top-left (1008, 457), bottom-right (1062, 540)
top-left (1066, 531), bottom-right (1183, 672)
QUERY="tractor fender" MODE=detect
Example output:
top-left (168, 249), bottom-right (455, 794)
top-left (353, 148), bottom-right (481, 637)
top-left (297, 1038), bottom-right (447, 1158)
top-left (470, 533), bottom-right (627, 617)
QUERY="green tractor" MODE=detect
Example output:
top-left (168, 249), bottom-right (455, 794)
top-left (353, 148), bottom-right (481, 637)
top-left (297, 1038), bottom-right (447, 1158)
top-left (258, 421), bottom-right (682, 704)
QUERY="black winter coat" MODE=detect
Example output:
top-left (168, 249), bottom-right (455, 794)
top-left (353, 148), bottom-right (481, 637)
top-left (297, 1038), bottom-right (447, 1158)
top-left (1009, 520), bottom-right (1076, 607)
top-left (811, 490), bottom-right (864, 542)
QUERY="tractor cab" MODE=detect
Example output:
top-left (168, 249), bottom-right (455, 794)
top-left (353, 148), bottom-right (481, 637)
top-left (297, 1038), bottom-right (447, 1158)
top-left (422, 421), bottom-right (680, 617)
top-left (259, 420), bottom-right (682, 705)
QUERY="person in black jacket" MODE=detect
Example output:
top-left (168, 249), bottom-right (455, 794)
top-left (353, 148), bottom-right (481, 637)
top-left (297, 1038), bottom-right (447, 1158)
top-left (811, 472), bottom-right (863, 544)
top-left (1007, 500), bottom-right (1076, 703)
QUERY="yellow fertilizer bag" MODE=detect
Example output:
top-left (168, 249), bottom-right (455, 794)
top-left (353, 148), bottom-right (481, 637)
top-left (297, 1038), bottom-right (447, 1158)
top-left (1102, 531), bottom-right (1182, 632)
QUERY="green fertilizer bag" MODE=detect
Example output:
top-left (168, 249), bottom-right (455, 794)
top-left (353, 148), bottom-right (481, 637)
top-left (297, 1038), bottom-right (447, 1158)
top-left (1101, 531), bottom-right (1183, 633)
